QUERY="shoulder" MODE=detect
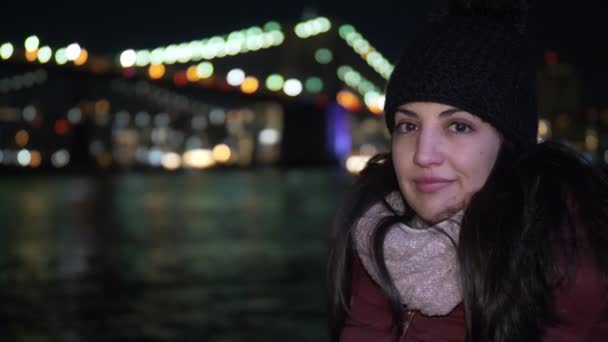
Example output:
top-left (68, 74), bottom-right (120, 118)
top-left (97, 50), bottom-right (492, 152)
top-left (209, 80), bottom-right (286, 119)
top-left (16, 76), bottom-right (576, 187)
top-left (340, 254), bottom-right (397, 342)
top-left (546, 193), bottom-right (608, 339)
top-left (545, 248), bottom-right (608, 340)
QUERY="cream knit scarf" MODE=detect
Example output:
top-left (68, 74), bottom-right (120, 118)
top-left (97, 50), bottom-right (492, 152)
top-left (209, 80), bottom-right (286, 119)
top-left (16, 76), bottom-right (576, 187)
top-left (354, 192), bottom-right (464, 316)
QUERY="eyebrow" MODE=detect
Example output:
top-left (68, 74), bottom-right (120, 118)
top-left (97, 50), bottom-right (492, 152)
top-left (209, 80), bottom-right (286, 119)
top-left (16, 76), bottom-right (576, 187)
top-left (395, 108), bottom-right (463, 118)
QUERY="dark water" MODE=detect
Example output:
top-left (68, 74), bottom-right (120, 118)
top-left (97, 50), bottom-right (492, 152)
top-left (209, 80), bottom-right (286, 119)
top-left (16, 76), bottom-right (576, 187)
top-left (0, 169), bottom-right (351, 341)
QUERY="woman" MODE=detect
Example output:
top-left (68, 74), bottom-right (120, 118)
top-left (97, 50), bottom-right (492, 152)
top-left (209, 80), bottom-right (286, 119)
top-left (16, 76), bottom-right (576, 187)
top-left (327, 2), bottom-right (608, 341)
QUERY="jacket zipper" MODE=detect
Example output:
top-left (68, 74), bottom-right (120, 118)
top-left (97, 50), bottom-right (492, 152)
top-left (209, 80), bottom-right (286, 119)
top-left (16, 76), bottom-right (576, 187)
top-left (400, 310), bottom-right (416, 341)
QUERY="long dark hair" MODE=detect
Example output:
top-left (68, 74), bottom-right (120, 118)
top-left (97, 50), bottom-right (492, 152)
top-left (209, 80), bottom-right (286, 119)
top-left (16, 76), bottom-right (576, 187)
top-left (327, 140), bottom-right (608, 341)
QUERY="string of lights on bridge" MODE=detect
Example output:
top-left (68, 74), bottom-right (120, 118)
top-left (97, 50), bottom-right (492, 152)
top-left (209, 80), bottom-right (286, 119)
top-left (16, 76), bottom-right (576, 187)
top-left (118, 22), bottom-right (285, 68)
top-left (338, 25), bottom-right (395, 80)
top-left (0, 16), bottom-right (392, 116)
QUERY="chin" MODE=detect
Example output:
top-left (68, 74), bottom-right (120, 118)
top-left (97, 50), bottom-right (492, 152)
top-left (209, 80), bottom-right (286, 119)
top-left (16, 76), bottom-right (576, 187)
top-left (418, 211), bottom-right (450, 225)
top-left (413, 203), bottom-right (464, 224)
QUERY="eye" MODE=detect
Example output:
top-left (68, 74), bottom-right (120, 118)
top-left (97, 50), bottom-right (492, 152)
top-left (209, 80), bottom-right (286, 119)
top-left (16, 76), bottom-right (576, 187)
top-left (448, 121), bottom-right (474, 133)
top-left (395, 122), bottom-right (418, 134)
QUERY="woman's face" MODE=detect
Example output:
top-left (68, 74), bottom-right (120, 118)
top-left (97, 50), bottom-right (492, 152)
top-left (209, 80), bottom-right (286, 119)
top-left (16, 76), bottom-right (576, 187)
top-left (392, 102), bottom-right (502, 224)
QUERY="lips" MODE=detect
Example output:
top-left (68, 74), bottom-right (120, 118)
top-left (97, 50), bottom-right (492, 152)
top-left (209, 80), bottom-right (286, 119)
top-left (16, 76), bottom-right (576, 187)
top-left (413, 177), bottom-right (455, 193)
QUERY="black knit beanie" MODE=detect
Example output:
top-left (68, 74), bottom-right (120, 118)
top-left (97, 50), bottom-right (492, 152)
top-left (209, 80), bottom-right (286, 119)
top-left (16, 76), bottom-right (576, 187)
top-left (384, 6), bottom-right (538, 152)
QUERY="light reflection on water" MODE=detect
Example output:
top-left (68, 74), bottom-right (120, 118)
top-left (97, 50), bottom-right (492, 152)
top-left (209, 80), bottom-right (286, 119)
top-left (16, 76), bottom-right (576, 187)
top-left (0, 169), bottom-right (351, 341)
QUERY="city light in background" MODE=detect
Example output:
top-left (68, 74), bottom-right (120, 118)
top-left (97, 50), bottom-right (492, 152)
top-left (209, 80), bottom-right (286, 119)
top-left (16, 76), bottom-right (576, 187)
top-left (0, 12), bottom-right (605, 173)
top-left (0, 15), bottom-right (393, 173)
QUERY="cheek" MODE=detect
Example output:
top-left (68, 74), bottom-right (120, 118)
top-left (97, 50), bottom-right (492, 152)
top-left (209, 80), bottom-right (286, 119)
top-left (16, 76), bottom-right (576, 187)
top-left (392, 158), bottom-right (408, 188)
top-left (465, 149), bottom-right (498, 191)
top-left (391, 142), bottom-right (413, 175)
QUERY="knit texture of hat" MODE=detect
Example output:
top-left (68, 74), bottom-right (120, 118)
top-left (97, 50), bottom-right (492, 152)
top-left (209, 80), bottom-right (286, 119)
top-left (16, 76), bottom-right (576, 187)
top-left (384, 13), bottom-right (538, 152)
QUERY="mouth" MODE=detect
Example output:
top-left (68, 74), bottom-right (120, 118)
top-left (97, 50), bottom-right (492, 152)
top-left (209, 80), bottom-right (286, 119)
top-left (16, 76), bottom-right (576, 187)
top-left (413, 178), bottom-right (455, 193)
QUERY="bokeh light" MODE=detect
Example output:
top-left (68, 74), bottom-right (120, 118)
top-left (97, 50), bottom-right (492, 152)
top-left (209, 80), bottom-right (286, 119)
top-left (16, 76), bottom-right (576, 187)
top-left (29, 150), bottom-right (42, 168)
top-left (74, 49), bottom-right (88, 65)
top-left (55, 48), bottom-right (68, 65)
top-left (23, 106), bottom-right (36, 122)
top-left (183, 149), bottom-right (215, 169)
top-left (240, 76), bottom-right (259, 94)
top-left (15, 130), bottom-right (29, 147)
top-left (305, 77), bottom-right (323, 93)
top-left (51, 149), bottom-right (70, 168)
top-left (538, 118), bottom-right (551, 140)
top-left (212, 144), bottom-right (231, 163)
top-left (37, 46), bottom-right (52, 63)
top-left (1, 43), bottom-right (14, 60)
top-left (315, 48), bottom-right (333, 64)
top-left (120, 49), bottom-right (137, 68)
top-left (196, 62), bottom-right (214, 78)
top-left (586, 128), bottom-right (598, 151)
top-left (148, 64), bottom-right (166, 79)
top-left (265, 74), bottom-right (284, 91)
top-left (264, 21), bottom-right (281, 32)
top-left (25, 50), bottom-right (38, 62)
top-left (270, 31), bottom-right (285, 45)
top-left (283, 79), bottom-right (302, 96)
top-left (150, 48), bottom-right (164, 65)
top-left (337, 90), bottom-right (362, 112)
top-left (135, 50), bottom-right (151, 67)
top-left (364, 91), bottom-right (385, 114)
top-left (162, 152), bottom-right (182, 170)
top-left (54, 119), bottom-right (70, 135)
top-left (163, 44), bottom-right (179, 64)
top-left (66, 43), bottom-right (81, 61)
top-left (258, 128), bottom-right (280, 145)
top-left (345, 154), bottom-right (371, 174)
top-left (24, 35), bottom-right (40, 52)
top-left (227, 68), bottom-right (245, 86)
top-left (68, 107), bottom-right (82, 124)
top-left (186, 65), bottom-right (200, 82)
top-left (17, 149), bottom-right (31, 167)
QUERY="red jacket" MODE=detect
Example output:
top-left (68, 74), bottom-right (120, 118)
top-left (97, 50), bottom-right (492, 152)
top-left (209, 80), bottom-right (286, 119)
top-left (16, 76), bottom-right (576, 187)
top-left (340, 253), bottom-right (608, 341)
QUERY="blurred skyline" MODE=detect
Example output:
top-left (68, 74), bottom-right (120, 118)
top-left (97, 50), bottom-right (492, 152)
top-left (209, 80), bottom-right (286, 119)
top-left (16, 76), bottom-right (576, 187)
top-left (1, 0), bottom-right (607, 173)
top-left (2, 0), bottom-right (606, 107)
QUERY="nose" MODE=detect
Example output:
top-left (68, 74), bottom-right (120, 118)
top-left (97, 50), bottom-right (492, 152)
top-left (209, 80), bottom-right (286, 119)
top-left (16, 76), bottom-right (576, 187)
top-left (413, 127), bottom-right (444, 167)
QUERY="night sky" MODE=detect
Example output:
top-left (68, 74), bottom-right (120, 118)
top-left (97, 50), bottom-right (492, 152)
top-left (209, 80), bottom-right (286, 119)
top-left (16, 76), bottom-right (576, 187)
top-left (2, 0), bottom-right (606, 106)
